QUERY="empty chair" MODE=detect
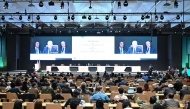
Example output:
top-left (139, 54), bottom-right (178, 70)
top-left (109, 86), bottom-right (118, 92)
top-left (2, 102), bottom-right (14, 109)
top-left (46, 104), bottom-right (62, 109)
top-left (26, 102), bottom-right (34, 109)
top-left (6, 93), bottom-right (18, 102)
top-left (39, 94), bottom-right (52, 101)
top-left (116, 103), bottom-right (122, 109)
top-left (60, 93), bottom-right (72, 100)
top-left (110, 92), bottom-right (119, 100)
top-left (183, 94), bottom-right (190, 101)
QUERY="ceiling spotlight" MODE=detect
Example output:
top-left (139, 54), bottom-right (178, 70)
top-left (71, 14), bottom-right (75, 20)
top-left (105, 15), bottom-right (109, 20)
top-left (155, 15), bottom-right (158, 21)
top-left (113, 15), bottom-right (116, 21)
top-left (118, 1), bottom-right (121, 8)
top-left (88, 15), bottom-right (91, 20)
top-left (3, 1), bottom-right (8, 9)
top-left (123, 0), bottom-right (128, 7)
top-left (176, 15), bottom-right (180, 20)
top-left (123, 15), bottom-right (127, 20)
top-left (89, 1), bottom-right (92, 9)
top-left (27, 15), bottom-right (30, 21)
top-left (39, 1), bottom-right (43, 7)
top-left (160, 15), bottom-right (164, 20)
top-left (36, 15), bottom-right (40, 20)
top-left (60, 1), bottom-right (64, 9)
top-left (54, 15), bottom-right (57, 20)
top-left (82, 15), bottom-right (86, 19)
top-left (19, 15), bottom-right (22, 20)
top-left (174, 0), bottom-right (178, 8)
top-left (68, 15), bottom-right (70, 21)
top-left (141, 15), bottom-right (145, 20)
top-left (1, 16), bottom-right (5, 20)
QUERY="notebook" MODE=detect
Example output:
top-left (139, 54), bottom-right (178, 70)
top-left (127, 88), bottom-right (134, 94)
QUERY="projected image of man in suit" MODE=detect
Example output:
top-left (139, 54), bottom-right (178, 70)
top-left (115, 41), bottom-right (126, 54)
top-left (43, 40), bottom-right (57, 54)
top-left (144, 41), bottom-right (156, 54)
top-left (127, 40), bottom-right (142, 54)
top-left (59, 41), bottom-right (71, 54)
top-left (33, 42), bottom-right (41, 54)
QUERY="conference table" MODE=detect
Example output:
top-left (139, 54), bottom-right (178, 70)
top-left (46, 66), bottom-right (141, 72)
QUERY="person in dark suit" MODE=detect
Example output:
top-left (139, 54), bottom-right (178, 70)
top-left (107, 79), bottom-right (115, 86)
top-left (164, 84), bottom-right (176, 98)
top-left (143, 41), bottom-right (156, 54)
top-left (127, 40), bottom-right (142, 54)
top-left (7, 83), bottom-right (21, 95)
top-left (162, 93), bottom-right (180, 108)
top-left (61, 83), bottom-right (73, 97)
top-left (32, 42), bottom-right (42, 54)
top-left (43, 41), bottom-right (57, 54)
top-left (59, 41), bottom-right (71, 54)
top-left (118, 80), bottom-right (128, 86)
top-left (174, 79), bottom-right (183, 91)
top-left (115, 41), bottom-right (126, 54)
top-left (148, 64), bottom-right (153, 75)
top-left (179, 85), bottom-right (190, 100)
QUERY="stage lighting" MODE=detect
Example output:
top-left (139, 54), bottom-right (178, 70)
top-left (105, 15), bottom-right (109, 20)
top-left (27, 15), bottom-right (30, 21)
top-left (141, 15), bottom-right (145, 20)
top-left (118, 1), bottom-right (121, 8)
top-left (19, 15), bottom-right (22, 20)
top-left (176, 15), bottom-right (180, 20)
top-left (155, 15), bottom-right (158, 21)
top-left (71, 14), bottom-right (75, 20)
top-left (54, 15), bottom-right (57, 20)
top-left (60, 1), bottom-right (64, 9)
top-left (36, 15), bottom-right (40, 20)
top-left (21, 24), bottom-right (24, 28)
top-left (39, 1), bottom-right (43, 7)
top-left (82, 15), bottom-right (86, 19)
top-left (88, 15), bottom-right (91, 20)
top-left (174, 0), bottom-right (178, 8)
top-left (3, 1), bottom-right (8, 9)
top-left (1, 16), bottom-right (5, 20)
top-left (123, 15), bottom-right (127, 20)
top-left (68, 15), bottom-right (70, 21)
top-left (123, 0), bottom-right (128, 7)
top-left (160, 15), bottom-right (164, 20)
top-left (113, 15), bottom-right (116, 21)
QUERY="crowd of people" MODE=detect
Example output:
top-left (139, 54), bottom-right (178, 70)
top-left (1, 69), bottom-right (190, 109)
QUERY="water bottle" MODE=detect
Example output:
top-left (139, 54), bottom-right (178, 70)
top-left (156, 96), bottom-right (159, 103)
top-left (137, 97), bottom-right (141, 104)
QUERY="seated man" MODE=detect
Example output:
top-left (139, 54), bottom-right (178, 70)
top-left (164, 84), bottom-right (176, 98)
top-left (140, 96), bottom-right (157, 109)
top-left (118, 80), bottom-right (128, 86)
top-left (180, 85), bottom-right (190, 100)
top-left (162, 93), bottom-right (180, 108)
top-left (90, 86), bottom-right (110, 102)
top-left (114, 88), bottom-right (128, 102)
top-left (62, 83), bottom-right (73, 97)
top-left (152, 83), bottom-right (162, 92)
top-left (107, 79), bottom-right (115, 86)
top-left (41, 83), bottom-right (55, 96)
top-left (28, 82), bottom-right (39, 98)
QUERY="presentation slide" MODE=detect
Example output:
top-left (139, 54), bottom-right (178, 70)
top-left (30, 36), bottom-right (157, 60)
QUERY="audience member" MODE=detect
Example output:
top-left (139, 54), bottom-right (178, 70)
top-left (81, 84), bottom-right (94, 95)
top-left (95, 98), bottom-right (104, 109)
top-left (62, 83), bottom-right (73, 96)
top-left (114, 87), bottom-right (128, 102)
top-left (13, 100), bottom-right (22, 109)
top-left (143, 83), bottom-right (150, 91)
top-left (34, 100), bottom-right (42, 109)
top-left (132, 87), bottom-right (143, 100)
top-left (5, 82), bottom-right (11, 91)
top-left (179, 85), bottom-right (190, 100)
top-left (164, 84), bottom-right (176, 98)
top-left (41, 83), bottom-right (55, 96)
top-left (162, 93), bottom-right (180, 108)
top-left (152, 83), bottom-right (162, 92)
top-left (139, 96), bottom-right (156, 109)
top-left (118, 80), bottom-right (128, 86)
top-left (7, 83), bottom-right (21, 95)
top-left (52, 86), bottom-right (64, 100)
top-left (90, 86), bottom-right (110, 102)
top-left (64, 89), bottom-right (85, 108)
top-left (122, 99), bottom-right (132, 109)
top-left (115, 77), bottom-right (122, 85)
top-left (28, 82), bottom-right (39, 98)
top-left (174, 79), bottom-right (183, 91)
top-left (107, 79), bottom-right (115, 86)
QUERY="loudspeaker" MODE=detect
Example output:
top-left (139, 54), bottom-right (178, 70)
top-left (124, 67), bottom-right (132, 72)
top-left (51, 67), bottom-right (59, 71)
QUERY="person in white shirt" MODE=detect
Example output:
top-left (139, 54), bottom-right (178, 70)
top-left (114, 87), bottom-right (128, 102)
top-left (5, 82), bottom-right (11, 91)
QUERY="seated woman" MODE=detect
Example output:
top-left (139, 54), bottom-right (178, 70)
top-left (81, 84), bottom-right (94, 95)
top-left (52, 86), bottom-right (64, 101)
top-left (143, 83), bottom-right (150, 92)
top-left (34, 100), bottom-right (42, 109)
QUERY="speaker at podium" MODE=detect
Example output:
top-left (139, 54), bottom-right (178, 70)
top-left (124, 67), bottom-right (132, 72)
top-left (51, 67), bottom-right (59, 71)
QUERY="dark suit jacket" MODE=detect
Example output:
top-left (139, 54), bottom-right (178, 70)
top-left (107, 82), bottom-right (115, 86)
top-left (62, 87), bottom-right (73, 97)
top-left (179, 89), bottom-right (190, 100)
top-left (8, 88), bottom-right (21, 94)
top-left (43, 47), bottom-right (57, 54)
top-left (127, 47), bottom-right (142, 54)
top-left (115, 47), bottom-right (126, 54)
top-left (59, 47), bottom-right (71, 54)
top-left (52, 94), bottom-right (64, 100)
top-left (143, 47), bottom-right (156, 54)
top-left (31, 48), bottom-right (42, 54)
top-left (174, 81), bottom-right (183, 91)
top-left (162, 99), bottom-right (180, 108)
top-left (164, 88), bottom-right (176, 98)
